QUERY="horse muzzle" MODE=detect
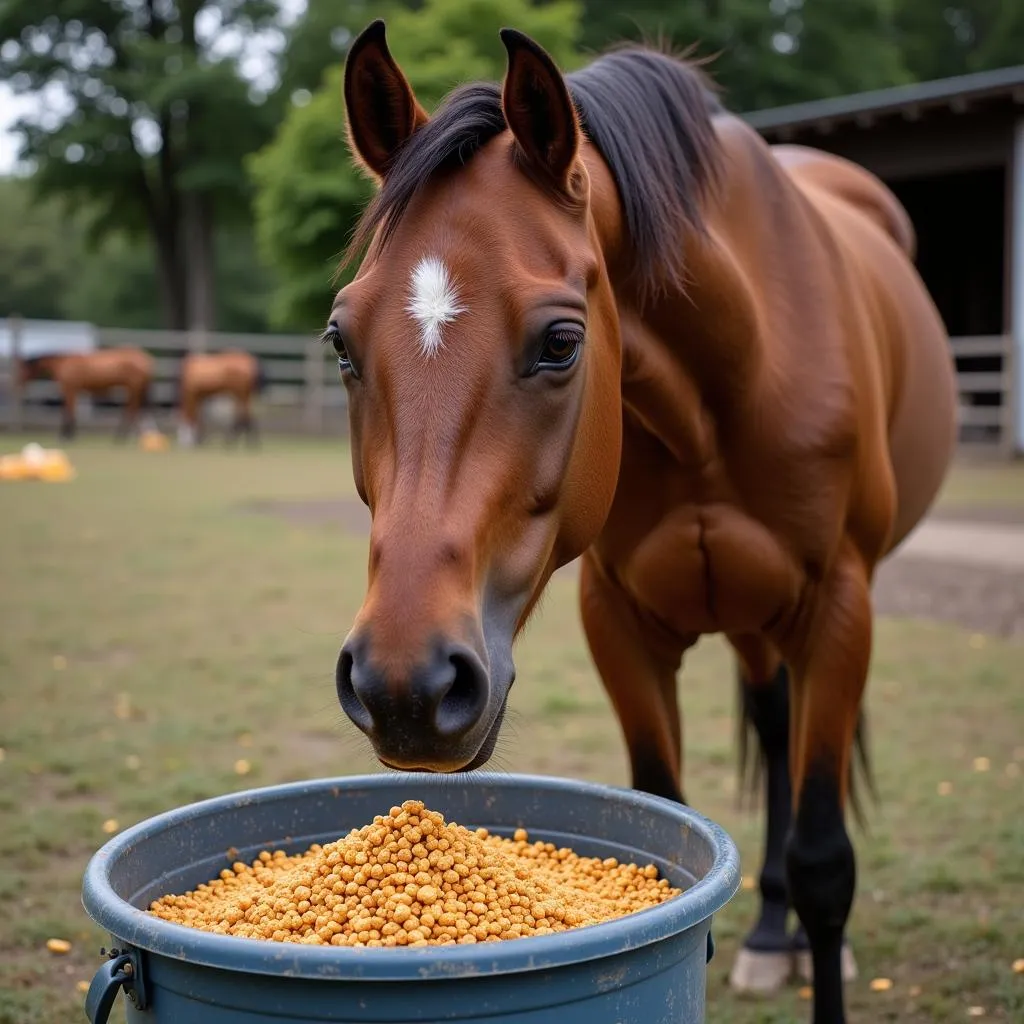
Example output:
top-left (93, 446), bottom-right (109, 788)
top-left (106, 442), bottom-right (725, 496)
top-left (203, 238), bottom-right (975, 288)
top-left (336, 631), bottom-right (507, 771)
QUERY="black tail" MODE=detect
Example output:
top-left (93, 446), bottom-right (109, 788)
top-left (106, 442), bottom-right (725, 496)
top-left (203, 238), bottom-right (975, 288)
top-left (735, 664), bottom-right (877, 831)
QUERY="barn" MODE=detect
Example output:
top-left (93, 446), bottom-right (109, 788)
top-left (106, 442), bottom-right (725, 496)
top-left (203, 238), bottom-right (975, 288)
top-left (743, 65), bottom-right (1024, 457)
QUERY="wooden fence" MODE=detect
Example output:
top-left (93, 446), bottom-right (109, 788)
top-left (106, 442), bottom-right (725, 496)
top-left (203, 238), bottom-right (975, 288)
top-left (951, 335), bottom-right (1015, 456)
top-left (0, 320), bottom-right (1017, 453)
top-left (0, 321), bottom-right (347, 437)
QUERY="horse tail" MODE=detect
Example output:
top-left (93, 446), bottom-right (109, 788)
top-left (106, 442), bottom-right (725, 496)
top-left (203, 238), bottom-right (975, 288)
top-left (735, 663), bottom-right (877, 831)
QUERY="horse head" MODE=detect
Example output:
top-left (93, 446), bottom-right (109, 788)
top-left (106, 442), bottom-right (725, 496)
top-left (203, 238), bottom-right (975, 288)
top-left (332, 21), bottom-right (623, 772)
top-left (15, 355), bottom-right (55, 386)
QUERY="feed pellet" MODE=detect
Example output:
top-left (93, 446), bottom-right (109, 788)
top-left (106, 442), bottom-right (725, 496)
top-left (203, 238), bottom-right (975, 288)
top-left (150, 799), bottom-right (681, 947)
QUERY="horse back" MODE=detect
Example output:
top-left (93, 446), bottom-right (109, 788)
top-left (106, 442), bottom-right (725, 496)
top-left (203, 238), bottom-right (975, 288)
top-left (770, 145), bottom-right (916, 259)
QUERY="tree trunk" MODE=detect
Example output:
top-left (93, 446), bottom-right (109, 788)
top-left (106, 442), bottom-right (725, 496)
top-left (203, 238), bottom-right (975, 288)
top-left (154, 221), bottom-right (187, 331)
top-left (137, 167), bottom-right (187, 330)
top-left (182, 190), bottom-right (216, 334)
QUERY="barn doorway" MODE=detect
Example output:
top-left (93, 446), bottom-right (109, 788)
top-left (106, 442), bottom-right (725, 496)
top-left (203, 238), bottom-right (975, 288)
top-left (889, 165), bottom-right (1008, 443)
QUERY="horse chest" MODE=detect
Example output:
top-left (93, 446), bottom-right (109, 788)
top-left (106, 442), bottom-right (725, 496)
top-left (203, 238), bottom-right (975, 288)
top-left (613, 504), bottom-right (804, 637)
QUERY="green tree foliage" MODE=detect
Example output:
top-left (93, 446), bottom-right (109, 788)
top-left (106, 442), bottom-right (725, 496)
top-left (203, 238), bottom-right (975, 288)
top-left (0, 177), bottom-right (80, 322)
top-left (249, 0), bottom-right (582, 330)
top-left (0, 174), bottom-right (274, 331)
top-left (579, 0), bottom-right (1024, 111)
top-left (578, 0), bottom-right (910, 112)
top-left (892, 1), bottom-right (1024, 82)
top-left (0, 0), bottom-right (286, 331)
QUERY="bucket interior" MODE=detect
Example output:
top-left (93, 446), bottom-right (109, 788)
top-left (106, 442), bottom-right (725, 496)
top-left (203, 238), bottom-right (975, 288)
top-left (110, 776), bottom-right (715, 911)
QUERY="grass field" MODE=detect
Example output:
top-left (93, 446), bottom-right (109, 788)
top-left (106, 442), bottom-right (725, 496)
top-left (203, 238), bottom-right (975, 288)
top-left (1, 435), bottom-right (1022, 1024)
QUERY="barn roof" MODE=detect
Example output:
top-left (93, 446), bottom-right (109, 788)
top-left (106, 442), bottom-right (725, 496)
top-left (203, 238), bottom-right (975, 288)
top-left (743, 64), bottom-right (1024, 138)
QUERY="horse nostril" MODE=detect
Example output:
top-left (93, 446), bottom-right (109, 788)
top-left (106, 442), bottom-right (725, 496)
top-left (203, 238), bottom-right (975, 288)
top-left (433, 650), bottom-right (489, 737)
top-left (336, 647), bottom-right (373, 732)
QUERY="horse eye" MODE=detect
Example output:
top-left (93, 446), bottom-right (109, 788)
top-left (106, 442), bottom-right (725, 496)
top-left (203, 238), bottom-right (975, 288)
top-left (534, 323), bottom-right (584, 373)
top-left (321, 322), bottom-right (352, 372)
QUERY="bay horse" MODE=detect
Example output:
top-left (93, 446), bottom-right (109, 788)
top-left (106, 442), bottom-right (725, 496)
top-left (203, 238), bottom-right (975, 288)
top-left (175, 350), bottom-right (265, 447)
top-left (16, 347), bottom-right (154, 441)
top-left (330, 21), bottom-right (957, 1023)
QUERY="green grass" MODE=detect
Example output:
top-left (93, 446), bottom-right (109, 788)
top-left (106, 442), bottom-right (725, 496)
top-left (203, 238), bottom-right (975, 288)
top-left (0, 436), bottom-right (1022, 1023)
top-left (937, 458), bottom-right (1024, 508)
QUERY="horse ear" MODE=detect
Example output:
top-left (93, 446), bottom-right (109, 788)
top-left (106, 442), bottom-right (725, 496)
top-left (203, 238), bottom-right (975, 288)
top-left (499, 28), bottom-right (581, 189)
top-left (344, 19), bottom-right (429, 180)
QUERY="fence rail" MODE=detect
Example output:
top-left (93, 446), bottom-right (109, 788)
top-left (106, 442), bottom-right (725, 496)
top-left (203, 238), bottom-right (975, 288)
top-left (0, 320), bottom-right (347, 437)
top-left (1, 321), bottom-right (1017, 452)
top-left (950, 335), bottom-right (1014, 455)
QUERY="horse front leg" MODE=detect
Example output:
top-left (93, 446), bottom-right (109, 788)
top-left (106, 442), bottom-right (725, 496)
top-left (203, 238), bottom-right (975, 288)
top-left (727, 635), bottom-right (795, 994)
top-left (59, 390), bottom-right (76, 441)
top-left (116, 384), bottom-right (143, 442)
top-left (579, 552), bottom-right (686, 804)
top-left (781, 549), bottom-right (872, 1024)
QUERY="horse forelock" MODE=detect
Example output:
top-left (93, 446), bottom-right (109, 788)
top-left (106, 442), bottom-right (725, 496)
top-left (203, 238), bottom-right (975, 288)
top-left (341, 44), bottom-right (723, 305)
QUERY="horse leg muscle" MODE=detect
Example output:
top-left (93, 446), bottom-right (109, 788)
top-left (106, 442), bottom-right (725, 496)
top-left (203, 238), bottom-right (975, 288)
top-left (728, 635), bottom-right (794, 994)
top-left (579, 552), bottom-right (686, 803)
top-left (783, 550), bottom-right (871, 1024)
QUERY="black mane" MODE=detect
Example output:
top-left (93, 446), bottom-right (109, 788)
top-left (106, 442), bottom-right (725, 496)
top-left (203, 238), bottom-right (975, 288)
top-left (344, 44), bottom-right (723, 304)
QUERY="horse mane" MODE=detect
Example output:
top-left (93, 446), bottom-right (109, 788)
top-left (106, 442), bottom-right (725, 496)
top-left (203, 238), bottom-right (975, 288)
top-left (20, 353), bottom-right (60, 367)
top-left (342, 43), bottom-right (723, 304)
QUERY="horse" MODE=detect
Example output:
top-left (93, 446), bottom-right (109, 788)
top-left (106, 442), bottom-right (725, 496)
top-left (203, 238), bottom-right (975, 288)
top-left (16, 347), bottom-right (154, 441)
top-left (329, 21), bottom-right (957, 1023)
top-left (175, 349), bottom-right (265, 448)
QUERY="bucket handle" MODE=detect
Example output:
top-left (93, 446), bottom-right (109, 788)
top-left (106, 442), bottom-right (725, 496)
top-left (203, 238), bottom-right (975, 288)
top-left (85, 950), bottom-right (145, 1023)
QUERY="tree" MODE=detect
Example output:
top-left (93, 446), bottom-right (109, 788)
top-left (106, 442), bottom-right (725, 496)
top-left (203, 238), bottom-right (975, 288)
top-left (578, 0), bottom-right (911, 112)
top-left (0, 173), bottom-right (277, 331)
top-left (0, 177), bottom-right (82, 321)
top-left (892, 1), bottom-right (1024, 82)
top-left (249, 0), bottom-right (582, 330)
top-left (0, 0), bottom-right (286, 331)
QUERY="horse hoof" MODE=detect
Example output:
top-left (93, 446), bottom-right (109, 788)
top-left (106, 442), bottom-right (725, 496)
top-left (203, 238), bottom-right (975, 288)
top-left (794, 943), bottom-right (858, 984)
top-left (729, 948), bottom-right (793, 994)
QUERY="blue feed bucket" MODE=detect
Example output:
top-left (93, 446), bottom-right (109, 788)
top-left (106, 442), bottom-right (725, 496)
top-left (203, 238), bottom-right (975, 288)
top-left (82, 773), bottom-right (741, 1023)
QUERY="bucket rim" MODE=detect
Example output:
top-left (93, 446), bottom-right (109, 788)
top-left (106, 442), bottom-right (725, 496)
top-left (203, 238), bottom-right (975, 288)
top-left (82, 772), bottom-right (741, 981)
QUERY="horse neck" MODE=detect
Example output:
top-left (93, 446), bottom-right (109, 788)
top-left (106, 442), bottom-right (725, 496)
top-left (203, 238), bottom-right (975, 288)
top-left (587, 117), bottom-right (808, 429)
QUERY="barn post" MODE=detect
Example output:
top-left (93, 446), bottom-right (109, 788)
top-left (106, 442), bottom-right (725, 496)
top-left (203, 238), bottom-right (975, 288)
top-left (9, 314), bottom-right (24, 433)
top-left (1012, 117), bottom-right (1024, 456)
top-left (303, 338), bottom-right (326, 435)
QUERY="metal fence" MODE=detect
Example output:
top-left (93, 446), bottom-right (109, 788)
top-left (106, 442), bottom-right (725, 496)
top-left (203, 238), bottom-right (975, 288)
top-left (0, 319), bottom-right (347, 437)
top-left (0, 319), bottom-right (1016, 452)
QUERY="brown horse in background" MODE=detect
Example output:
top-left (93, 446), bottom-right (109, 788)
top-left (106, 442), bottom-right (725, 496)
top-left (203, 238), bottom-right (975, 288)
top-left (175, 350), bottom-right (265, 448)
top-left (16, 347), bottom-right (154, 441)
top-left (330, 22), bottom-right (957, 1024)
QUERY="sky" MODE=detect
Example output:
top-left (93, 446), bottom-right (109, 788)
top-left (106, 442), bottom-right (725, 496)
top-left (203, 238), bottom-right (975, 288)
top-left (0, 0), bottom-right (307, 175)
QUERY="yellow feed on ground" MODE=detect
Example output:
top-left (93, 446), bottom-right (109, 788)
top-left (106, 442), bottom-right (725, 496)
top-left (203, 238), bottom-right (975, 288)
top-left (149, 800), bottom-right (681, 947)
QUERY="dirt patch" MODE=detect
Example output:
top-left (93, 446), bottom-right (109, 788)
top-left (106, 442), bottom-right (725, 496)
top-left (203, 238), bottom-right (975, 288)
top-left (241, 497), bottom-right (369, 532)
top-left (242, 498), bottom-right (1024, 636)
top-left (873, 556), bottom-right (1024, 638)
